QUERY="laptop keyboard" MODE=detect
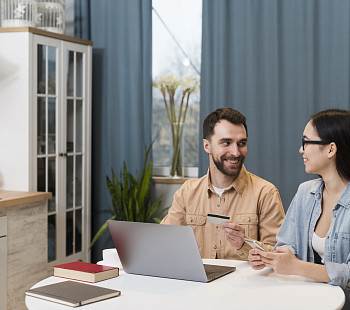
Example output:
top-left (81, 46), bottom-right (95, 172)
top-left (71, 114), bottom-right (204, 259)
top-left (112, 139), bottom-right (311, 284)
top-left (203, 264), bottom-right (236, 281)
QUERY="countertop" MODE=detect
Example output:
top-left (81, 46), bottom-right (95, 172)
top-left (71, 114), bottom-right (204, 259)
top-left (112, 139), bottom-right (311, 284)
top-left (0, 190), bottom-right (52, 209)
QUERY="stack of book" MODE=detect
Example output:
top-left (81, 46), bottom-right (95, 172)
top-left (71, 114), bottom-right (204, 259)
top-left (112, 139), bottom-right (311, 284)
top-left (53, 261), bottom-right (119, 283)
top-left (25, 261), bottom-right (121, 307)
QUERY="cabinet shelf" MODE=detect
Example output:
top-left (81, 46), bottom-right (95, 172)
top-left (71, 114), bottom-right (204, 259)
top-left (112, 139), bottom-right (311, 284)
top-left (0, 26), bottom-right (93, 46)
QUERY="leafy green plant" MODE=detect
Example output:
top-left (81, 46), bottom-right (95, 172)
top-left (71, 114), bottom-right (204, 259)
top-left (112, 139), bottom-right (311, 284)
top-left (90, 145), bottom-right (168, 248)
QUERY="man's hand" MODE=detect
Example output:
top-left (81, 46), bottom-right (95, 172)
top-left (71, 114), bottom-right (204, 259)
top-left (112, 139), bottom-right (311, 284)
top-left (221, 223), bottom-right (245, 249)
top-left (248, 248), bottom-right (266, 270)
top-left (258, 247), bottom-right (300, 275)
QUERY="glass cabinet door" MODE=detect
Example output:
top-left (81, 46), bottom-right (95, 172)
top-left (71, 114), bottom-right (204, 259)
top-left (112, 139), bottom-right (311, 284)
top-left (65, 49), bottom-right (84, 257)
top-left (35, 37), bottom-right (89, 265)
top-left (36, 43), bottom-right (58, 262)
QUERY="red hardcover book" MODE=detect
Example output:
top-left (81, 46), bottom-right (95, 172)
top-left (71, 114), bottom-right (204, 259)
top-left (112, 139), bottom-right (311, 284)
top-left (53, 261), bottom-right (119, 283)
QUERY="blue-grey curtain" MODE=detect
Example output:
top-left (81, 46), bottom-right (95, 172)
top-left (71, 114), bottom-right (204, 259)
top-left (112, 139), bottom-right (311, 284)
top-left (75, 0), bottom-right (152, 262)
top-left (200, 0), bottom-right (350, 210)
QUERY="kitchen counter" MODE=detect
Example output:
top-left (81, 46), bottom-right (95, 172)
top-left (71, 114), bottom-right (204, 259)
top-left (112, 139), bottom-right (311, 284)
top-left (0, 190), bottom-right (51, 310)
top-left (0, 190), bottom-right (51, 209)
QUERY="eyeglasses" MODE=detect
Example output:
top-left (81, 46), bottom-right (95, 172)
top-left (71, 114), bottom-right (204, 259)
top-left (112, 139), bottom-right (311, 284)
top-left (301, 138), bottom-right (330, 150)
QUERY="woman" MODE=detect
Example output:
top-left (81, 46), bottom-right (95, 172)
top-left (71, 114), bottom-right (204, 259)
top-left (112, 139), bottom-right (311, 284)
top-left (248, 109), bottom-right (350, 305)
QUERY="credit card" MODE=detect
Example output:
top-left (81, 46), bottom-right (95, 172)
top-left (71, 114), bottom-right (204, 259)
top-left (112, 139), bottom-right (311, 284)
top-left (207, 213), bottom-right (230, 225)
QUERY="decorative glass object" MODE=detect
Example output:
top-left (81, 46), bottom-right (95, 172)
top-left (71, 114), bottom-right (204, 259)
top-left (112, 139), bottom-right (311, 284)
top-left (153, 74), bottom-right (200, 177)
top-left (170, 122), bottom-right (185, 177)
top-left (1, 0), bottom-right (37, 27)
top-left (36, 0), bottom-right (65, 34)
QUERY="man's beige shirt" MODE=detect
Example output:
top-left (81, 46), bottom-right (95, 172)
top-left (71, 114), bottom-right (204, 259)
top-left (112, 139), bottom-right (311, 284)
top-left (161, 165), bottom-right (285, 260)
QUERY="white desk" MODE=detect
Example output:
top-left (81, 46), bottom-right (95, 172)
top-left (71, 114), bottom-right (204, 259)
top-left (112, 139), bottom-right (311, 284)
top-left (25, 259), bottom-right (345, 310)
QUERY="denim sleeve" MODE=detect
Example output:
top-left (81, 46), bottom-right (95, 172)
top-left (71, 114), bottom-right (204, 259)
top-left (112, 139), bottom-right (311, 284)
top-left (275, 193), bottom-right (298, 255)
top-left (325, 261), bottom-right (350, 287)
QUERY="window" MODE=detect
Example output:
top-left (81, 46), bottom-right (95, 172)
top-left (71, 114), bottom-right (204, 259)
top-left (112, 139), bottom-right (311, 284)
top-left (152, 0), bottom-right (202, 177)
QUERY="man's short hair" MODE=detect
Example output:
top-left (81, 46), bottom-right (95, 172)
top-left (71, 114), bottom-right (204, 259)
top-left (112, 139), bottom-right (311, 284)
top-left (203, 108), bottom-right (248, 140)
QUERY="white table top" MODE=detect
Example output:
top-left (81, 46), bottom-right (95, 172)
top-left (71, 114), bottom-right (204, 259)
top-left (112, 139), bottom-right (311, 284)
top-left (25, 259), bottom-right (345, 310)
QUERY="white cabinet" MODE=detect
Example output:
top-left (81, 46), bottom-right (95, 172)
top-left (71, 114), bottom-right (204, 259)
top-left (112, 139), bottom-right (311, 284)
top-left (0, 28), bottom-right (92, 265)
top-left (0, 216), bottom-right (7, 310)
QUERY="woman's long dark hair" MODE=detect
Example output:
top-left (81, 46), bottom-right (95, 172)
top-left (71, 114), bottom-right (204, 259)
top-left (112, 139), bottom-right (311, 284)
top-left (311, 109), bottom-right (350, 181)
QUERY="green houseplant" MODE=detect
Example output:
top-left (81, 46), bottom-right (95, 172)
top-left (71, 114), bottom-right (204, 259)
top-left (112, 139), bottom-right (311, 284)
top-left (91, 145), bottom-right (168, 247)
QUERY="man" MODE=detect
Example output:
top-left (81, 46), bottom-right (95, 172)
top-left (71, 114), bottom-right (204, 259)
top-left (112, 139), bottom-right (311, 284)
top-left (161, 108), bottom-right (285, 260)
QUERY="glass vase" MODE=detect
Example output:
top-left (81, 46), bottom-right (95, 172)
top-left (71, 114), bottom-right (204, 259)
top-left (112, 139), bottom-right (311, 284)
top-left (169, 122), bottom-right (184, 178)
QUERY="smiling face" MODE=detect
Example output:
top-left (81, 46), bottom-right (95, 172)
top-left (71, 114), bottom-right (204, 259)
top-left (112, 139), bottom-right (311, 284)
top-left (299, 121), bottom-right (331, 175)
top-left (203, 120), bottom-right (248, 181)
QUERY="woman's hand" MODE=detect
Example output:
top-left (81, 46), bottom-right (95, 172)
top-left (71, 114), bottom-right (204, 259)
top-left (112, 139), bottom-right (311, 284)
top-left (258, 246), bottom-right (300, 275)
top-left (248, 248), bottom-right (266, 270)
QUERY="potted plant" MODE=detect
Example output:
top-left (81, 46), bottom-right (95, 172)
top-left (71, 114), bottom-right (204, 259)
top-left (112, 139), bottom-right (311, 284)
top-left (91, 145), bottom-right (168, 247)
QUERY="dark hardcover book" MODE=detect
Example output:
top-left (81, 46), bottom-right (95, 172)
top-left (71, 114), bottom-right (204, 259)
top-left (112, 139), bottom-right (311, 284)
top-left (25, 280), bottom-right (121, 307)
top-left (53, 261), bottom-right (119, 283)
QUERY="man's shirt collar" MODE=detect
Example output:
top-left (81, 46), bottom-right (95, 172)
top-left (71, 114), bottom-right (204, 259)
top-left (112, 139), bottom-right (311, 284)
top-left (207, 165), bottom-right (248, 197)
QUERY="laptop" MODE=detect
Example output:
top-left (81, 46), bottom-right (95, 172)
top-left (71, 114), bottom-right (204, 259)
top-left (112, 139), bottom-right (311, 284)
top-left (107, 220), bottom-right (236, 282)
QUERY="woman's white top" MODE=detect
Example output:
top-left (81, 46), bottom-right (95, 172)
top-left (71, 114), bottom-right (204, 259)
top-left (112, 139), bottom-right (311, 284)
top-left (312, 232), bottom-right (325, 264)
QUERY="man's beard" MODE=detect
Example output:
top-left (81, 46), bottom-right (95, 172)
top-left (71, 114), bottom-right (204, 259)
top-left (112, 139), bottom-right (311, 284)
top-left (212, 155), bottom-right (245, 178)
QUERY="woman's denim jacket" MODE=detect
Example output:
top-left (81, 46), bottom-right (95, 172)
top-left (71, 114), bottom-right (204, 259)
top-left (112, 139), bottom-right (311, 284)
top-left (276, 178), bottom-right (350, 287)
